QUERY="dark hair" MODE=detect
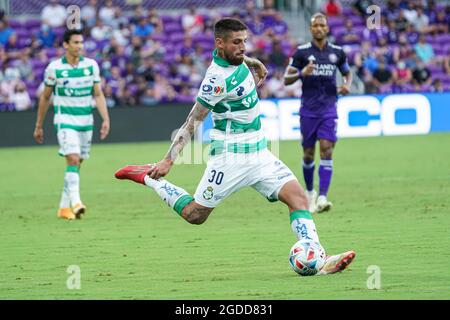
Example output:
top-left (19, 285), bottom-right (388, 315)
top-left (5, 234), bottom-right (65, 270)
top-left (214, 18), bottom-right (248, 39)
top-left (63, 29), bottom-right (83, 44)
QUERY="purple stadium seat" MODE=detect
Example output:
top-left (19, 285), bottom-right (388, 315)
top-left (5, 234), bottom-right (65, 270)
top-left (428, 64), bottom-right (442, 74)
top-left (24, 19), bottom-right (41, 29)
top-left (402, 84), bottom-right (415, 93)
top-left (349, 16), bottom-right (364, 26)
top-left (327, 16), bottom-right (344, 28)
top-left (18, 38), bottom-right (30, 49)
top-left (28, 88), bottom-right (37, 99)
top-left (151, 34), bottom-right (166, 42)
top-left (161, 15), bottom-right (173, 23)
top-left (0, 103), bottom-right (15, 112)
top-left (31, 58), bottom-right (46, 69)
top-left (342, 7), bottom-right (354, 16)
top-left (169, 32), bottom-right (185, 43)
top-left (353, 26), bottom-right (365, 36)
top-left (8, 19), bottom-right (22, 28)
top-left (434, 47), bottom-right (446, 56)
top-left (164, 23), bottom-right (183, 33)
top-left (332, 26), bottom-right (346, 38)
top-left (433, 73), bottom-right (449, 82)
top-left (379, 84), bottom-right (394, 94)
top-left (53, 27), bottom-right (65, 40)
top-left (15, 28), bottom-right (29, 38)
top-left (45, 47), bottom-right (58, 57)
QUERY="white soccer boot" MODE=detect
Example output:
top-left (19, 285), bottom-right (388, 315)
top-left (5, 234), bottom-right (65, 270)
top-left (316, 195), bottom-right (332, 213)
top-left (306, 190), bottom-right (318, 213)
top-left (318, 251), bottom-right (356, 275)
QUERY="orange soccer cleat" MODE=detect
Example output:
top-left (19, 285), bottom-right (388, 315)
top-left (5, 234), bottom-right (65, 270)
top-left (57, 208), bottom-right (76, 220)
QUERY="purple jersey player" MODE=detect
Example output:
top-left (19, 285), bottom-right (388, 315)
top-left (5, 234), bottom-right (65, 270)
top-left (284, 13), bottom-right (353, 213)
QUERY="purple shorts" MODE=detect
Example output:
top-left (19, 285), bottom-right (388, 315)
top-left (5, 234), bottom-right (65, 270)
top-left (300, 116), bottom-right (338, 148)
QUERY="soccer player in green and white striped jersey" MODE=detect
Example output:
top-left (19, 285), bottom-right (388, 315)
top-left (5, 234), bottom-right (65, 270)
top-left (34, 29), bottom-right (110, 220)
top-left (115, 19), bottom-right (355, 275)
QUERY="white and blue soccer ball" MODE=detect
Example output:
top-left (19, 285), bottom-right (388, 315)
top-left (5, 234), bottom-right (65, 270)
top-left (289, 240), bottom-right (326, 276)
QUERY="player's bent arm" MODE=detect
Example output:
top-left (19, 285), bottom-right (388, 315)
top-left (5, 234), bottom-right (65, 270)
top-left (284, 66), bottom-right (300, 85)
top-left (93, 83), bottom-right (110, 140)
top-left (164, 101), bottom-right (210, 164)
top-left (33, 85), bottom-right (54, 143)
top-left (244, 55), bottom-right (268, 86)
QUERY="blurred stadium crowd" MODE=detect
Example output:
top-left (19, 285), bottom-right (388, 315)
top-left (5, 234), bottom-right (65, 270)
top-left (0, 0), bottom-right (448, 111)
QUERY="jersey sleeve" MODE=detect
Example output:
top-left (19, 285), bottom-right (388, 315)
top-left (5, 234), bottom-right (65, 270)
top-left (290, 49), bottom-right (304, 70)
top-left (43, 64), bottom-right (56, 87)
top-left (92, 60), bottom-right (101, 83)
top-left (337, 50), bottom-right (350, 75)
top-left (196, 71), bottom-right (226, 110)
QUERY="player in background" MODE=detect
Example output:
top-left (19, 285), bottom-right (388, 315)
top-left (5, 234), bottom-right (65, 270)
top-left (115, 18), bottom-right (355, 275)
top-left (284, 13), bottom-right (352, 213)
top-left (34, 29), bottom-right (110, 220)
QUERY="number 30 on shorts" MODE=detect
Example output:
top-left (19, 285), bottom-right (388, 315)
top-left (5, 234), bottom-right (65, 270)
top-left (208, 170), bottom-right (224, 185)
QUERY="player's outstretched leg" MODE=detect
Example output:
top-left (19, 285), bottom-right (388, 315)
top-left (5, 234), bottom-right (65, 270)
top-left (115, 165), bottom-right (213, 224)
top-left (278, 180), bottom-right (355, 275)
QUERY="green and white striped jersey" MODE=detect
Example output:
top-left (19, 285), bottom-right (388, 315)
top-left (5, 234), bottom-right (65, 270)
top-left (44, 55), bottom-right (100, 132)
top-left (196, 50), bottom-right (266, 154)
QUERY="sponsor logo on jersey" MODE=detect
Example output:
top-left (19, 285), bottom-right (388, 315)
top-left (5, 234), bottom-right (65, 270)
top-left (202, 84), bottom-right (213, 92)
top-left (84, 68), bottom-right (91, 76)
top-left (214, 86), bottom-right (223, 95)
top-left (312, 64), bottom-right (336, 76)
top-left (328, 53), bottom-right (338, 63)
top-left (235, 86), bottom-right (244, 96)
top-left (307, 55), bottom-right (316, 62)
top-left (64, 88), bottom-right (74, 96)
top-left (61, 70), bottom-right (69, 77)
top-left (203, 186), bottom-right (214, 200)
top-left (230, 76), bottom-right (237, 85)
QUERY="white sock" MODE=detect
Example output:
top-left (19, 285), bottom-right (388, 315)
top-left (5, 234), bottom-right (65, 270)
top-left (59, 181), bottom-right (70, 208)
top-left (144, 176), bottom-right (194, 215)
top-left (65, 170), bottom-right (81, 205)
top-left (290, 210), bottom-right (320, 243)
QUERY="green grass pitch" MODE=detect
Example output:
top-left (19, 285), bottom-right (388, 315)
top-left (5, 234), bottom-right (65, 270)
top-left (0, 133), bottom-right (449, 299)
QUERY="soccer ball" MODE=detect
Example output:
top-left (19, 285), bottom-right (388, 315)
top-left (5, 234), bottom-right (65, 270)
top-left (289, 240), bottom-right (326, 276)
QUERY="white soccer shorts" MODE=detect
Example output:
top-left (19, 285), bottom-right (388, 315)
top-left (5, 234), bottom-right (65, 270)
top-left (57, 128), bottom-right (92, 160)
top-left (194, 149), bottom-right (298, 208)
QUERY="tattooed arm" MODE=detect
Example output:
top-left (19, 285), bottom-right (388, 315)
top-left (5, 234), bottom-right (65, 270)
top-left (244, 55), bottom-right (268, 87)
top-left (147, 101), bottom-right (210, 179)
